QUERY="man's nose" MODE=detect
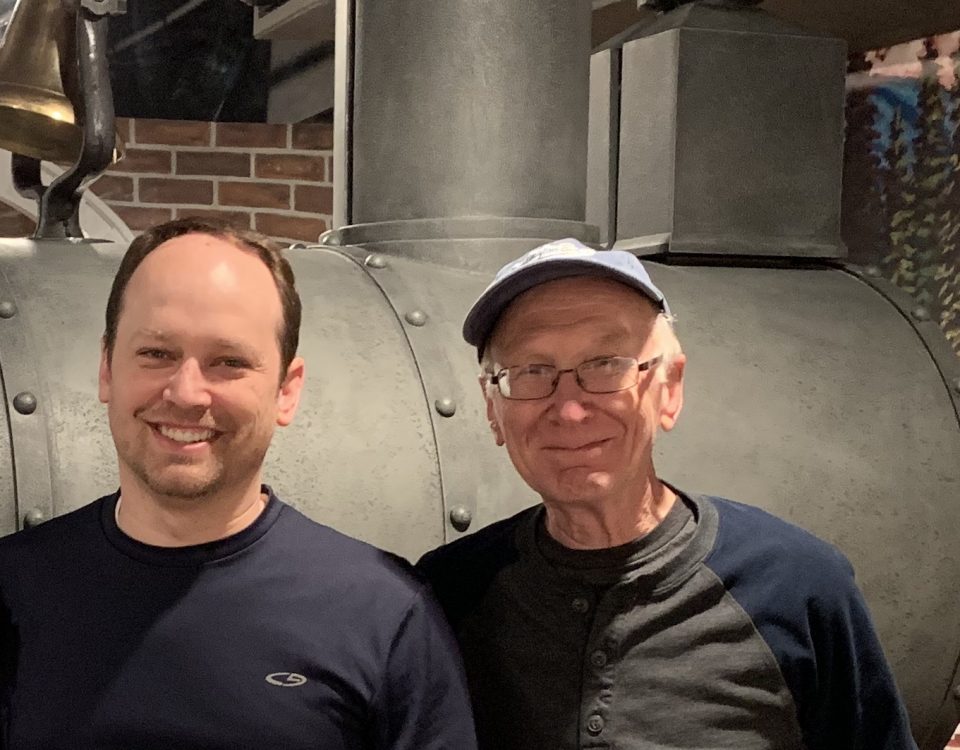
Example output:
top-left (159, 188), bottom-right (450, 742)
top-left (552, 370), bottom-right (590, 423)
top-left (163, 358), bottom-right (212, 408)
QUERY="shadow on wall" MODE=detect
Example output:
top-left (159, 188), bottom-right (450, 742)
top-left (843, 31), bottom-right (960, 359)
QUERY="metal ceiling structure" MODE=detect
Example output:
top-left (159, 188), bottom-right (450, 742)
top-left (593, 0), bottom-right (960, 52)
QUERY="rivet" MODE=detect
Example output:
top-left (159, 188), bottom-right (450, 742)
top-left (365, 254), bottom-right (387, 269)
top-left (911, 306), bottom-right (930, 322)
top-left (449, 506), bottom-right (472, 532)
top-left (954, 683), bottom-right (960, 701)
top-left (318, 229), bottom-right (341, 246)
top-left (288, 242), bottom-right (307, 250)
top-left (864, 265), bottom-right (881, 278)
top-left (0, 300), bottom-right (15, 318)
top-left (22, 508), bottom-right (46, 529)
top-left (435, 398), bottom-right (456, 417)
top-left (13, 391), bottom-right (37, 415)
top-left (953, 377), bottom-right (960, 395)
top-left (404, 310), bottom-right (427, 326)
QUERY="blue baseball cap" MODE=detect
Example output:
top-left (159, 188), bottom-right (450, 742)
top-left (463, 238), bottom-right (670, 352)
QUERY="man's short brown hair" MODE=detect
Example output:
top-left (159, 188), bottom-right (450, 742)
top-left (103, 217), bottom-right (302, 377)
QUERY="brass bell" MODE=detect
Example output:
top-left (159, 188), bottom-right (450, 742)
top-left (0, 0), bottom-right (83, 163)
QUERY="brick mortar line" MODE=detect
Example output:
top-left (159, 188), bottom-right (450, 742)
top-left (123, 145), bottom-right (332, 156)
top-left (103, 200), bottom-right (332, 218)
top-left (106, 173), bottom-right (332, 187)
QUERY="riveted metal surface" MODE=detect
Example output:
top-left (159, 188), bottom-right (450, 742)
top-left (0, 250), bottom-right (59, 535)
top-left (645, 261), bottom-right (960, 742)
top-left (256, 245), bottom-right (445, 560)
top-left (336, 242), bottom-right (538, 539)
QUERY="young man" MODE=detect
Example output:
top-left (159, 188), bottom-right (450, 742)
top-left (0, 218), bottom-right (476, 750)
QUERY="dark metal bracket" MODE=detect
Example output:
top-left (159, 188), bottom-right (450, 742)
top-left (10, 0), bottom-right (124, 240)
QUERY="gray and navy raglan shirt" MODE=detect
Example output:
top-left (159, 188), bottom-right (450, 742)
top-left (416, 489), bottom-right (917, 750)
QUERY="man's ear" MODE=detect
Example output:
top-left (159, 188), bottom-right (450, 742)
top-left (479, 375), bottom-right (505, 447)
top-left (658, 353), bottom-right (686, 432)
top-left (276, 356), bottom-right (306, 427)
top-left (98, 339), bottom-right (112, 404)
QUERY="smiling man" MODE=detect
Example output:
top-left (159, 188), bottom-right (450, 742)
top-left (0, 217), bottom-right (476, 750)
top-left (417, 239), bottom-right (916, 750)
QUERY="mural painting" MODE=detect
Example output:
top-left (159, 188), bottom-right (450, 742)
top-left (844, 31), bottom-right (960, 358)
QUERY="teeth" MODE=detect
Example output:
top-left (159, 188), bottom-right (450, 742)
top-left (158, 426), bottom-right (215, 444)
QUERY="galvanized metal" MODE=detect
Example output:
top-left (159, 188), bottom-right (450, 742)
top-left (609, 2), bottom-right (847, 257)
top-left (333, 218), bottom-right (599, 265)
top-left (586, 47), bottom-right (620, 246)
top-left (343, 0), bottom-right (594, 237)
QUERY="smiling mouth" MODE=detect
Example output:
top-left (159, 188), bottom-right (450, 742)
top-left (151, 424), bottom-right (218, 444)
top-left (547, 438), bottom-right (611, 452)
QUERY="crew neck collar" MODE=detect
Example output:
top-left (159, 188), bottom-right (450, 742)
top-left (100, 485), bottom-right (284, 567)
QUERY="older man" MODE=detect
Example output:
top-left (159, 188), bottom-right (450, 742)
top-left (417, 239), bottom-right (915, 750)
top-left (0, 217), bottom-right (475, 750)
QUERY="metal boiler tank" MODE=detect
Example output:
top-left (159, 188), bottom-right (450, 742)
top-left (0, 0), bottom-right (957, 747)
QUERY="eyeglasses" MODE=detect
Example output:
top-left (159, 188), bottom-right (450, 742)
top-left (488, 354), bottom-right (664, 401)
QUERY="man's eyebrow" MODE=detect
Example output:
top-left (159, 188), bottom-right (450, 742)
top-left (133, 329), bottom-right (171, 341)
top-left (131, 332), bottom-right (261, 360)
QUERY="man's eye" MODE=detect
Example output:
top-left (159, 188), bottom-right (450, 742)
top-left (215, 357), bottom-right (249, 369)
top-left (514, 364), bottom-right (553, 378)
top-left (137, 348), bottom-right (171, 361)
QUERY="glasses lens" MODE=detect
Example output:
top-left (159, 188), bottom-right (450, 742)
top-left (578, 357), bottom-right (638, 393)
top-left (502, 364), bottom-right (556, 400)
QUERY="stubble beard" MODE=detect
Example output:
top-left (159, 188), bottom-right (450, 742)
top-left (118, 434), bottom-right (269, 505)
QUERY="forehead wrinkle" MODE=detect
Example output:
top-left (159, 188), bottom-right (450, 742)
top-left (493, 317), bottom-right (644, 367)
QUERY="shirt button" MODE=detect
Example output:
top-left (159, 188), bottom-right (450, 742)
top-left (586, 713), bottom-right (605, 735)
top-left (590, 649), bottom-right (608, 668)
top-left (571, 597), bottom-right (589, 613)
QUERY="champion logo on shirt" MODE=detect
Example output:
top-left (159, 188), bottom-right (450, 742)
top-left (265, 672), bottom-right (307, 687)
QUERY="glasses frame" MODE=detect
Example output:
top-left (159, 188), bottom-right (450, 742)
top-left (488, 354), bottom-right (664, 401)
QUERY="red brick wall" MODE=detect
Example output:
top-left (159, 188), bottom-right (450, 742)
top-left (89, 118), bottom-right (333, 244)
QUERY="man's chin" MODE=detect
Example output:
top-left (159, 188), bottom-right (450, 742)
top-left (140, 468), bottom-right (223, 502)
top-left (541, 470), bottom-right (615, 504)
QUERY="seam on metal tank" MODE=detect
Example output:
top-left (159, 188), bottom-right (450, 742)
top-left (0, 327), bottom-right (15, 530)
top-left (837, 263), bottom-right (960, 432)
top-left (920, 651), bottom-right (960, 750)
top-left (308, 244), bottom-right (448, 528)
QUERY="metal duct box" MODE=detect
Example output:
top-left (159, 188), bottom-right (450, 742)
top-left (614, 3), bottom-right (847, 258)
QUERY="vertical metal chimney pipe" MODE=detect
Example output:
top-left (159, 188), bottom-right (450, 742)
top-left (332, 0), bottom-right (598, 268)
